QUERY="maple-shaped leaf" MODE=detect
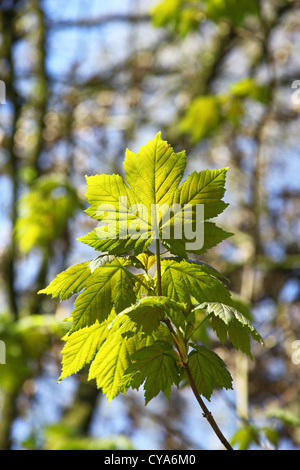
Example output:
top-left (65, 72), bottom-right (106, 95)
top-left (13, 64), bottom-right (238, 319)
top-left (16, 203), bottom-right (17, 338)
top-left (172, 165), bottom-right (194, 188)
top-left (188, 344), bottom-right (233, 400)
top-left (38, 255), bottom-right (116, 301)
top-left (119, 296), bottom-right (185, 334)
top-left (77, 132), bottom-right (231, 257)
top-left (87, 314), bottom-right (157, 402)
top-left (197, 302), bottom-right (264, 360)
top-left (123, 133), bottom-right (186, 210)
top-left (161, 221), bottom-right (233, 257)
top-left (38, 261), bottom-right (90, 301)
top-left (70, 257), bottom-right (137, 332)
top-left (59, 313), bottom-right (115, 381)
top-left (121, 340), bottom-right (181, 404)
top-left (78, 173), bottom-right (151, 255)
top-left (40, 255), bottom-right (140, 333)
top-left (161, 258), bottom-right (232, 306)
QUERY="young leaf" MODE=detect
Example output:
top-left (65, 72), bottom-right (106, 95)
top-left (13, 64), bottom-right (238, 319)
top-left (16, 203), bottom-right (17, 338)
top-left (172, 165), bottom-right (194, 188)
top-left (38, 255), bottom-right (117, 301)
top-left (136, 251), bottom-right (156, 272)
top-left (161, 259), bottom-right (232, 305)
top-left (121, 340), bottom-right (181, 404)
top-left (87, 315), bottom-right (153, 402)
top-left (70, 257), bottom-right (136, 332)
top-left (59, 314), bottom-right (115, 381)
top-left (188, 344), bottom-right (233, 400)
top-left (200, 302), bottom-right (264, 359)
top-left (161, 221), bottom-right (233, 257)
top-left (38, 261), bottom-right (90, 301)
top-left (173, 167), bottom-right (229, 220)
top-left (119, 296), bottom-right (185, 335)
top-left (77, 132), bottom-right (231, 257)
top-left (123, 131), bottom-right (186, 210)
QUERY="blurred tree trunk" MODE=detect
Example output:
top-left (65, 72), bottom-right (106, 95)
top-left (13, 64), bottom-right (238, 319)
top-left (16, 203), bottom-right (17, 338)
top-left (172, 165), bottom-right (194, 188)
top-left (1, 1), bottom-right (20, 322)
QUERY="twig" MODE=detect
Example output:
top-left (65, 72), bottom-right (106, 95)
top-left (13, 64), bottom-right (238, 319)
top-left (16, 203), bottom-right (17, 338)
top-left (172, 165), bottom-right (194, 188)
top-left (155, 238), bottom-right (233, 450)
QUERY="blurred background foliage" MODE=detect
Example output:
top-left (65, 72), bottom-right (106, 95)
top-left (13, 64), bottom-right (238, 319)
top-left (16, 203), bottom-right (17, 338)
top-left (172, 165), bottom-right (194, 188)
top-left (0, 0), bottom-right (300, 450)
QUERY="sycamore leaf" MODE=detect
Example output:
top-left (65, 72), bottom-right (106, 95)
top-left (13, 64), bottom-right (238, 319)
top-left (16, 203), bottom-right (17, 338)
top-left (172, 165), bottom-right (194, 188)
top-left (117, 300), bottom-right (164, 335)
top-left (121, 340), bottom-right (181, 404)
top-left (163, 256), bottom-right (230, 283)
top-left (188, 344), bottom-right (233, 400)
top-left (161, 220), bottom-right (233, 258)
top-left (59, 313), bottom-right (115, 381)
top-left (161, 259), bottom-right (232, 306)
top-left (124, 132), bottom-right (186, 210)
top-left (38, 261), bottom-right (90, 301)
top-left (78, 132), bottom-right (231, 257)
top-left (120, 296), bottom-right (184, 334)
top-left (160, 167), bottom-right (233, 256)
top-left (136, 251), bottom-right (156, 272)
top-left (78, 172), bottom-right (151, 255)
top-left (38, 133), bottom-right (251, 412)
top-left (179, 95), bottom-right (221, 143)
top-left (38, 255), bottom-right (116, 300)
top-left (77, 228), bottom-right (138, 255)
top-left (88, 315), bottom-right (155, 402)
top-left (70, 257), bottom-right (136, 332)
top-left (199, 302), bottom-right (264, 359)
top-left (119, 296), bottom-right (185, 334)
top-left (173, 168), bottom-right (229, 220)
top-left (230, 425), bottom-right (261, 450)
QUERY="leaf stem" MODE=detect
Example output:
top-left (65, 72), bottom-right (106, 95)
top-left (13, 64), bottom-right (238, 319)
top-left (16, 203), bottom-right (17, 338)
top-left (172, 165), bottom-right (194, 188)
top-left (156, 238), bottom-right (162, 296)
top-left (117, 259), bottom-right (154, 292)
top-left (188, 311), bottom-right (213, 339)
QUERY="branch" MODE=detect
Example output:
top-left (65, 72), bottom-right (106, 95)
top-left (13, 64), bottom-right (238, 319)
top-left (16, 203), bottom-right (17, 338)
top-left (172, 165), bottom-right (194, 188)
top-left (46, 13), bottom-right (150, 29)
top-left (164, 317), bottom-right (233, 450)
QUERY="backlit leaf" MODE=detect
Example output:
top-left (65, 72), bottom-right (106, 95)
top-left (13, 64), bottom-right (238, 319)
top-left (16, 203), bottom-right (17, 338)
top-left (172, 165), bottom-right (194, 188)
top-left (188, 344), bottom-right (233, 400)
top-left (121, 340), bottom-right (181, 404)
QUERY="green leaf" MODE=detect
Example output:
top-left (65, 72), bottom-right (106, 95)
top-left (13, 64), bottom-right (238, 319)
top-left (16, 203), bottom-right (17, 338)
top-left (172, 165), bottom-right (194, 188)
top-left (38, 132), bottom-right (248, 410)
top-left (161, 259), bottom-right (232, 306)
top-left (161, 221), bottom-right (233, 257)
top-left (265, 408), bottom-right (300, 427)
top-left (15, 175), bottom-right (82, 254)
top-left (119, 296), bottom-right (185, 335)
top-left (230, 425), bottom-right (260, 450)
top-left (151, 0), bottom-right (202, 36)
top-left (38, 255), bottom-right (117, 300)
top-left (136, 251), bottom-right (156, 272)
top-left (70, 257), bottom-right (136, 331)
top-left (88, 315), bottom-right (152, 402)
top-left (124, 131), bottom-right (186, 210)
top-left (179, 96), bottom-right (221, 143)
top-left (118, 299), bottom-right (164, 335)
top-left (78, 172), bottom-right (152, 255)
top-left (204, 0), bottom-right (259, 27)
top-left (188, 344), bottom-right (233, 400)
top-left (202, 302), bottom-right (264, 359)
top-left (228, 77), bottom-right (270, 104)
top-left (79, 133), bottom-right (231, 257)
top-left (172, 167), bottom-right (229, 220)
top-left (163, 256), bottom-right (230, 283)
top-left (38, 261), bottom-right (90, 300)
top-left (121, 340), bottom-right (181, 404)
top-left (59, 314), bottom-right (114, 381)
top-left (84, 173), bottom-right (136, 221)
top-left (159, 165), bottom-right (232, 256)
